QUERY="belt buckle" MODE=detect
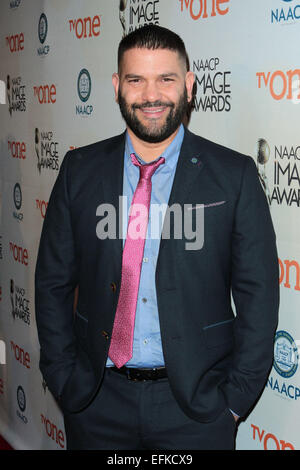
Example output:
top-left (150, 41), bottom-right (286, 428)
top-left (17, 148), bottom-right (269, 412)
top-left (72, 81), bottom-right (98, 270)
top-left (125, 367), bottom-right (163, 381)
top-left (126, 368), bottom-right (143, 382)
top-left (127, 368), bottom-right (153, 382)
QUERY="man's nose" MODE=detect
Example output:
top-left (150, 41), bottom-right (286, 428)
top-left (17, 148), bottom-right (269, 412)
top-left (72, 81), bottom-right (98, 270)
top-left (141, 81), bottom-right (162, 103)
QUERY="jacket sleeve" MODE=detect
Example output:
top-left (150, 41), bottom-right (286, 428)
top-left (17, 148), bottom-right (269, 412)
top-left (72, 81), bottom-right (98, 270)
top-left (35, 151), bottom-right (78, 401)
top-left (222, 155), bottom-right (279, 417)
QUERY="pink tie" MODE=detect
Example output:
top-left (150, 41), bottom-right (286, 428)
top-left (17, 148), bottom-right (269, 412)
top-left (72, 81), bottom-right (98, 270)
top-left (108, 153), bottom-right (165, 368)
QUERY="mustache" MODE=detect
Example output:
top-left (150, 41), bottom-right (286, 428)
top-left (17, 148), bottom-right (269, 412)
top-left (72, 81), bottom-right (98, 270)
top-left (131, 101), bottom-right (174, 110)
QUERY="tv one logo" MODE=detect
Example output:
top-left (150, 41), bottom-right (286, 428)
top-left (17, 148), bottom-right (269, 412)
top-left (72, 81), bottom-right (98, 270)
top-left (33, 84), bottom-right (56, 104)
top-left (10, 341), bottom-right (30, 369)
top-left (279, 258), bottom-right (300, 291)
top-left (6, 32), bottom-right (24, 52)
top-left (36, 199), bottom-right (48, 219)
top-left (41, 414), bottom-right (65, 449)
top-left (9, 242), bottom-right (29, 266)
top-left (251, 424), bottom-right (294, 450)
top-left (179, 0), bottom-right (229, 20)
top-left (256, 69), bottom-right (300, 102)
top-left (8, 140), bottom-right (26, 159)
top-left (68, 14), bottom-right (101, 38)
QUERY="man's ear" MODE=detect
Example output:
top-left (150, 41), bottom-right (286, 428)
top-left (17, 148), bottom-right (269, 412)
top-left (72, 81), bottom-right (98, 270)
top-left (112, 73), bottom-right (120, 103)
top-left (185, 71), bottom-right (195, 103)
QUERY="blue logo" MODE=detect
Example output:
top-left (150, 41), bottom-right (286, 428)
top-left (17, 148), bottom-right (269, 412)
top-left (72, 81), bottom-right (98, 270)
top-left (76, 69), bottom-right (93, 116)
top-left (17, 385), bottom-right (26, 412)
top-left (271, 0), bottom-right (300, 23)
top-left (13, 183), bottom-right (23, 222)
top-left (16, 385), bottom-right (28, 423)
top-left (13, 183), bottom-right (22, 210)
top-left (38, 13), bottom-right (48, 44)
top-left (273, 330), bottom-right (299, 378)
top-left (77, 69), bottom-right (91, 102)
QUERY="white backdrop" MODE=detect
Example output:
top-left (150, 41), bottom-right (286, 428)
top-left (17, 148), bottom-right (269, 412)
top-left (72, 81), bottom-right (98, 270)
top-left (0, 0), bottom-right (299, 450)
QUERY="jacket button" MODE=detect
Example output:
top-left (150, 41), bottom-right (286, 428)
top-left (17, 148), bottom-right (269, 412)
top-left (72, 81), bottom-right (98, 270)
top-left (102, 330), bottom-right (109, 340)
top-left (110, 282), bottom-right (117, 292)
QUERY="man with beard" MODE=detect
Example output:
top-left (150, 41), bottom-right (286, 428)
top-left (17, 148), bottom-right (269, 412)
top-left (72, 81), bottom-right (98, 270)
top-left (35, 25), bottom-right (279, 450)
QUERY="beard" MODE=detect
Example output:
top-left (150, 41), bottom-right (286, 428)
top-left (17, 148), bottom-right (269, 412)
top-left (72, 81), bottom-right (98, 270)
top-left (117, 86), bottom-right (188, 143)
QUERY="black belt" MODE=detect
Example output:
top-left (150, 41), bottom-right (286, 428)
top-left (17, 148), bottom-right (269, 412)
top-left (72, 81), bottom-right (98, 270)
top-left (109, 366), bottom-right (167, 381)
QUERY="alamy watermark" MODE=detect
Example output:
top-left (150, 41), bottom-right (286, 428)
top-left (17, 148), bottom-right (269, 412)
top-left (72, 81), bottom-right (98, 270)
top-left (96, 197), bottom-right (205, 251)
top-left (0, 340), bottom-right (6, 364)
top-left (292, 78), bottom-right (300, 105)
top-left (0, 80), bottom-right (5, 104)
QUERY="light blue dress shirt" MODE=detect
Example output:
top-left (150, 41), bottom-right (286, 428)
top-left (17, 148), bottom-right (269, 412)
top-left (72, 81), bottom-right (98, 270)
top-left (106, 124), bottom-right (184, 368)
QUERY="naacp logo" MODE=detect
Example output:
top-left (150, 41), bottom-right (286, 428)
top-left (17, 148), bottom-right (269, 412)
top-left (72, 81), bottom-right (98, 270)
top-left (13, 183), bottom-right (23, 221)
top-left (273, 330), bottom-right (299, 378)
top-left (77, 69), bottom-right (91, 102)
top-left (17, 385), bottom-right (26, 412)
top-left (16, 385), bottom-right (28, 424)
top-left (76, 69), bottom-right (93, 116)
top-left (38, 13), bottom-right (50, 56)
top-left (271, 0), bottom-right (300, 23)
top-left (38, 13), bottom-right (48, 44)
top-left (13, 183), bottom-right (22, 210)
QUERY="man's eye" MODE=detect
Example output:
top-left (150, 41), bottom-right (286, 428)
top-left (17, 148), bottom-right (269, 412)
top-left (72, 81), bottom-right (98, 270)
top-left (128, 79), bottom-right (140, 83)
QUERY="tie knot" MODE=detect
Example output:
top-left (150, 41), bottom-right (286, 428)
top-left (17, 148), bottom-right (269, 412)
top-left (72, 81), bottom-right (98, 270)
top-left (130, 153), bottom-right (165, 180)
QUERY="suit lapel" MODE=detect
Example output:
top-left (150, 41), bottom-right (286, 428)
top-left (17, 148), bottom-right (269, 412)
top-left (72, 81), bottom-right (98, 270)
top-left (160, 128), bottom-right (205, 250)
top-left (99, 132), bottom-right (125, 265)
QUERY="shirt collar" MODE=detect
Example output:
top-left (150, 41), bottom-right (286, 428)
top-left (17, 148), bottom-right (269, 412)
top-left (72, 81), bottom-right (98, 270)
top-left (125, 124), bottom-right (184, 171)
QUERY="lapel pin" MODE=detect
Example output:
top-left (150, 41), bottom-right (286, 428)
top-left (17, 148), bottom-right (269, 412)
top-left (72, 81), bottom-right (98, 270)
top-left (190, 157), bottom-right (202, 168)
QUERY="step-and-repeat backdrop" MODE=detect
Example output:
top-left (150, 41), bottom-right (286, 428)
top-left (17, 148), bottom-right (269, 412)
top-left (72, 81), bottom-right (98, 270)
top-left (0, 0), bottom-right (300, 450)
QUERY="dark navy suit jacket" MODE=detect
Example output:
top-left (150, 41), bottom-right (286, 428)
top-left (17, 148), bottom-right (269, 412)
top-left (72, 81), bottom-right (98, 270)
top-left (35, 128), bottom-right (279, 422)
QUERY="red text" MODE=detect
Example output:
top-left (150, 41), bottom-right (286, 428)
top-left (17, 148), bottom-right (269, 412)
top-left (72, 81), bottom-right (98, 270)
top-left (41, 414), bottom-right (65, 449)
top-left (279, 257), bottom-right (300, 291)
top-left (68, 15), bottom-right (101, 39)
top-left (8, 140), bottom-right (26, 159)
top-left (251, 424), bottom-right (294, 450)
top-left (179, 0), bottom-right (229, 19)
top-left (6, 33), bottom-right (24, 52)
top-left (10, 341), bottom-right (30, 369)
top-left (9, 242), bottom-right (28, 266)
top-left (33, 84), bottom-right (56, 104)
top-left (36, 199), bottom-right (48, 219)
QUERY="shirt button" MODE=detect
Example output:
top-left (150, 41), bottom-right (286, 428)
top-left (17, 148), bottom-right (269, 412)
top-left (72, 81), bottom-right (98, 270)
top-left (142, 298), bottom-right (147, 303)
top-left (143, 257), bottom-right (149, 263)
top-left (143, 339), bottom-right (148, 345)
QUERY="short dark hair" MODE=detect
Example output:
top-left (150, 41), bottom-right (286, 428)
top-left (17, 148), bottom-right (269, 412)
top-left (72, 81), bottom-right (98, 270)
top-left (118, 25), bottom-right (190, 72)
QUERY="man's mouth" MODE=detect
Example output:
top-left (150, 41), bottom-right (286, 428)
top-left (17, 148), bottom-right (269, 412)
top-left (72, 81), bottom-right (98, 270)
top-left (140, 106), bottom-right (166, 117)
top-left (133, 103), bottom-right (173, 119)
